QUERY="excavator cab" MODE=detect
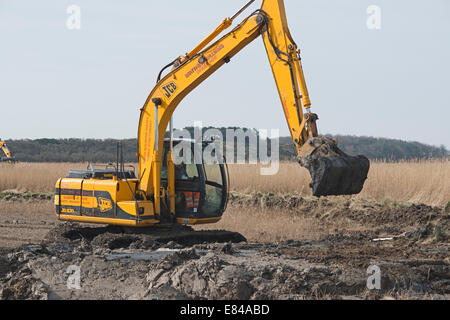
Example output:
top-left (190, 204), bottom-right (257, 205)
top-left (160, 139), bottom-right (229, 223)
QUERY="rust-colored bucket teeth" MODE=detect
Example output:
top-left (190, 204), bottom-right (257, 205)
top-left (298, 137), bottom-right (370, 197)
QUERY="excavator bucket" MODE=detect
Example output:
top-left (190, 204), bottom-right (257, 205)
top-left (298, 137), bottom-right (370, 197)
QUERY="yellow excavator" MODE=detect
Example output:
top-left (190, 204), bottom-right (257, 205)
top-left (55, 0), bottom-right (369, 227)
top-left (0, 139), bottom-right (17, 164)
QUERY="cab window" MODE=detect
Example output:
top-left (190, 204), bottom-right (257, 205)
top-left (161, 146), bottom-right (199, 181)
top-left (201, 163), bottom-right (224, 216)
top-left (203, 163), bottom-right (223, 186)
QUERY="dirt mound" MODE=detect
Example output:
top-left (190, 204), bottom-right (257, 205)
top-left (0, 247), bottom-right (49, 300)
top-left (348, 201), bottom-right (446, 227)
top-left (144, 242), bottom-right (449, 300)
top-left (0, 249), bottom-right (15, 279)
top-left (230, 193), bottom-right (448, 237)
top-left (0, 267), bottom-right (48, 300)
top-left (0, 191), bottom-right (52, 202)
top-left (144, 248), bottom-right (342, 300)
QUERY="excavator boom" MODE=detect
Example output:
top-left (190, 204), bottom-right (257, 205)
top-left (137, 0), bottom-right (369, 201)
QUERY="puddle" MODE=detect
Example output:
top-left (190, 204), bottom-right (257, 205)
top-left (420, 246), bottom-right (449, 255)
top-left (105, 248), bottom-right (181, 262)
top-left (237, 249), bottom-right (258, 255)
top-left (104, 247), bottom-right (259, 262)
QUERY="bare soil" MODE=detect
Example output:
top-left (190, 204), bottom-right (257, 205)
top-left (0, 193), bottom-right (448, 300)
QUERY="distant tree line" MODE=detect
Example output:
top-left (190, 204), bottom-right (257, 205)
top-left (278, 135), bottom-right (448, 161)
top-left (6, 138), bottom-right (138, 163)
top-left (4, 128), bottom-right (448, 163)
top-left (327, 135), bottom-right (448, 161)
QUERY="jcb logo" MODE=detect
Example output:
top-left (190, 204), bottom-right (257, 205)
top-left (161, 82), bottom-right (177, 99)
top-left (98, 197), bottom-right (113, 212)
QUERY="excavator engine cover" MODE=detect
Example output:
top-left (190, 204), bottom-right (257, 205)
top-left (298, 137), bottom-right (370, 197)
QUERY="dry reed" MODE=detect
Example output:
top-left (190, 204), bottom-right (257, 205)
top-left (0, 163), bottom-right (86, 193)
top-left (1, 159), bottom-right (448, 206)
top-left (228, 159), bottom-right (450, 207)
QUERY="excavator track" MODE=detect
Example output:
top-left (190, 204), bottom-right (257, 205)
top-left (43, 223), bottom-right (246, 249)
top-left (298, 136), bottom-right (370, 197)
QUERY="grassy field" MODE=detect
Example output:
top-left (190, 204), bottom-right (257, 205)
top-left (1, 159), bottom-right (448, 206)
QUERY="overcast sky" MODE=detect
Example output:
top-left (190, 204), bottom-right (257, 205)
top-left (1, 0), bottom-right (449, 148)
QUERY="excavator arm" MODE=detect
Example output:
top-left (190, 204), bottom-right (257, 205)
top-left (138, 0), bottom-right (369, 215)
top-left (0, 140), bottom-right (16, 163)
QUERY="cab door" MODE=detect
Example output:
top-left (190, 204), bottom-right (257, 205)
top-left (201, 163), bottom-right (228, 217)
top-left (160, 144), bottom-right (203, 218)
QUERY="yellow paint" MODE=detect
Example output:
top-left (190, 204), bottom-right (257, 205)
top-left (167, 150), bottom-right (176, 215)
top-left (58, 214), bottom-right (159, 227)
top-left (117, 201), bottom-right (155, 216)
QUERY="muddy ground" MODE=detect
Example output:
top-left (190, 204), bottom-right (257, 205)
top-left (0, 192), bottom-right (449, 300)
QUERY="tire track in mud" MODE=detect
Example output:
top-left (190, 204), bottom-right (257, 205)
top-left (0, 221), bottom-right (56, 247)
top-left (0, 223), bottom-right (54, 229)
top-left (0, 236), bottom-right (43, 244)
